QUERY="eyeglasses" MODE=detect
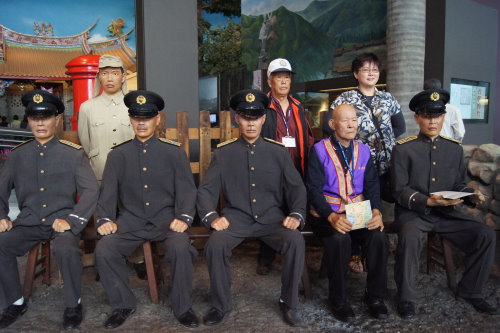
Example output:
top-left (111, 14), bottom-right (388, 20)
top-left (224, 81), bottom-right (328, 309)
top-left (99, 70), bottom-right (122, 78)
top-left (358, 67), bottom-right (380, 74)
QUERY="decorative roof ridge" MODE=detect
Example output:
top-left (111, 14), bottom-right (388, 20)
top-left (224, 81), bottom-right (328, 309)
top-left (88, 27), bottom-right (135, 45)
top-left (0, 20), bottom-right (97, 39)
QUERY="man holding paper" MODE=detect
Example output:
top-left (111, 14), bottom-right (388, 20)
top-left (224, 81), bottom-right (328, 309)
top-left (306, 104), bottom-right (388, 322)
top-left (391, 88), bottom-right (496, 318)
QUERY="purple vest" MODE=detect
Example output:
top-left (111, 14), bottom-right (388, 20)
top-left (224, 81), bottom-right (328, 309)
top-left (314, 138), bottom-right (371, 213)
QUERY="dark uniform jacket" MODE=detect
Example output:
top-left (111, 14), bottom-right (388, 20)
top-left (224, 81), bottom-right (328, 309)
top-left (0, 137), bottom-right (99, 235)
top-left (391, 133), bottom-right (476, 223)
top-left (197, 136), bottom-right (307, 231)
top-left (96, 136), bottom-right (196, 233)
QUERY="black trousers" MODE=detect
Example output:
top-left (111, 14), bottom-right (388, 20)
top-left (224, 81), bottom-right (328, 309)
top-left (312, 216), bottom-right (388, 306)
top-left (95, 224), bottom-right (197, 317)
top-left (395, 216), bottom-right (495, 302)
top-left (0, 225), bottom-right (82, 309)
top-left (204, 224), bottom-right (305, 314)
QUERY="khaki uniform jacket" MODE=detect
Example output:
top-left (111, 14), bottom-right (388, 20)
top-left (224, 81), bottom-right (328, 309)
top-left (78, 92), bottom-right (134, 181)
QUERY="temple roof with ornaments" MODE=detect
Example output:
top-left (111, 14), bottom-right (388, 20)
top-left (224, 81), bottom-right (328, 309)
top-left (0, 22), bottom-right (136, 80)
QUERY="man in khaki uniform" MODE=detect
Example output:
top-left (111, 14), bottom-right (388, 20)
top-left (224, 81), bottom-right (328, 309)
top-left (78, 54), bottom-right (134, 182)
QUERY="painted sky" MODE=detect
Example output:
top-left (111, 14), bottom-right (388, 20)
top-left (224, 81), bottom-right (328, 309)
top-left (242, 0), bottom-right (313, 16)
top-left (0, 0), bottom-right (136, 51)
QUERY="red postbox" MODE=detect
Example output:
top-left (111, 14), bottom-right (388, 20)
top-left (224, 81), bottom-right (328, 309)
top-left (65, 55), bottom-right (100, 130)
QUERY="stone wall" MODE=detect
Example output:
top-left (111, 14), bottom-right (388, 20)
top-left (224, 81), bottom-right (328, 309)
top-left (463, 143), bottom-right (500, 230)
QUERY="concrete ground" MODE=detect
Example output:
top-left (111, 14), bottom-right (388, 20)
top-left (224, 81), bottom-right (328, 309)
top-left (1, 233), bottom-right (498, 333)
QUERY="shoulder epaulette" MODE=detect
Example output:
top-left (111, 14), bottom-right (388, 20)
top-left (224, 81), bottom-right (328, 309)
top-left (217, 138), bottom-right (238, 148)
top-left (111, 139), bottom-right (132, 149)
top-left (159, 138), bottom-right (181, 146)
top-left (264, 137), bottom-right (285, 146)
top-left (439, 135), bottom-right (461, 144)
top-left (11, 139), bottom-right (34, 151)
top-left (59, 140), bottom-right (82, 149)
top-left (396, 136), bottom-right (417, 145)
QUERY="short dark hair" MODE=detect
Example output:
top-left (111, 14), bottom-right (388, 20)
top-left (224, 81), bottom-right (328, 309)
top-left (13, 115), bottom-right (19, 120)
top-left (351, 53), bottom-right (382, 74)
top-left (423, 78), bottom-right (442, 90)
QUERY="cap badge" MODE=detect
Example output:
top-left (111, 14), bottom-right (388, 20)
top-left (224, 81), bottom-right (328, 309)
top-left (245, 93), bottom-right (255, 103)
top-left (136, 95), bottom-right (146, 105)
top-left (33, 94), bottom-right (43, 103)
top-left (430, 92), bottom-right (440, 101)
top-left (279, 59), bottom-right (287, 66)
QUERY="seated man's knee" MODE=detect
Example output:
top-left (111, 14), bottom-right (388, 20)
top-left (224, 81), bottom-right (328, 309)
top-left (282, 229), bottom-right (305, 251)
top-left (204, 232), bottom-right (231, 258)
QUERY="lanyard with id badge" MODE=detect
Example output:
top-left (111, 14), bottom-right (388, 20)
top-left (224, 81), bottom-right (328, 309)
top-left (278, 106), bottom-right (296, 148)
top-left (336, 139), bottom-right (372, 229)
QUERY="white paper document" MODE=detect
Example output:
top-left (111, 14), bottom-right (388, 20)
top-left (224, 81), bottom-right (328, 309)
top-left (345, 200), bottom-right (372, 230)
top-left (430, 191), bottom-right (477, 200)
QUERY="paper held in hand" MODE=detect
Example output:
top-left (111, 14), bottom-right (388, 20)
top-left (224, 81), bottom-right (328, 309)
top-left (430, 191), bottom-right (478, 200)
top-left (346, 200), bottom-right (372, 230)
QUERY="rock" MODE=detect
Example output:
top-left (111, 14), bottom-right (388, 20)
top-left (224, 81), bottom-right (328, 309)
top-left (493, 172), bottom-right (500, 200)
top-left (467, 180), bottom-right (493, 198)
top-left (467, 160), bottom-right (496, 182)
top-left (479, 170), bottom-right (494, 184)
top-left (471, 143), bottom-right (500, 162)
top-left (462, 145), bottom-right (478, 159)
top-left (488, 199), bottom-right (500, 216)
top-left (484, 212), bottom-right (500, 230)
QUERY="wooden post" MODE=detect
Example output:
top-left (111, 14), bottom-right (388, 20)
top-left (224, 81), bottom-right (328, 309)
top-left (199, 111), bottom-right (211, 181)
top-left (176, 111), bottom-right (190, 157)
top-left (219, 111), bottom-right (233, 142)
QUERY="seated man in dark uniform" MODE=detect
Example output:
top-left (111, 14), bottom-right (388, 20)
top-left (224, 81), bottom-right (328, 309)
top-left (307, 104), bottom-right (388, 322)
top-left (392, 88), bottom-right (497, 318)
top-left (0, 90), bottom-right (99, 330)
top-left (197, 89), bottom-right (307, 327)
top-left (94, 90), bottom-right (199, 329)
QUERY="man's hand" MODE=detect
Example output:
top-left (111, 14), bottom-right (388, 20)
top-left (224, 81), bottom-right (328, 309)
top-left (0, 219), bottom-right (13, 233)
top-left (282, 216), bottom-right (300, 230)
top-left (469, 190), bottom-right (486, 206)
top-left (211, 217), bottom-right (230, 231)
top-left (366, 209), bottom-right (384, 231)
top-left (328, 212), bottom-right (352, 234)
top-left (52, 219), bottom-right (71, 233)
top-left (170, 219), bottom-right (188, 233)
top-left (427, 195), bottom-right (463, 207)
top-left (97, 221), bottom-right (118, 235)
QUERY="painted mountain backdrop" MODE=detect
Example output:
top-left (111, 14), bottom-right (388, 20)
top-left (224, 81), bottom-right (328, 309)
top-left (241, 0), bottom-right (386, 82)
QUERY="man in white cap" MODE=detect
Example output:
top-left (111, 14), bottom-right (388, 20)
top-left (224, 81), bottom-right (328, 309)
top-left (258, 58), bottom-right (314, 275)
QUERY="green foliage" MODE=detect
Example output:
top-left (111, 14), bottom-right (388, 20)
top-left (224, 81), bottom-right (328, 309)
top-left (201, 0), bottom-right (240, 17)
top-left (199, 20), bottom-right (242, 76)
top-left (311, 0), bottom-right (386, 48)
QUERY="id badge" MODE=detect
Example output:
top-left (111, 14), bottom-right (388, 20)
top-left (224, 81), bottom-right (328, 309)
top-left (282, 136), bottom-right (296, 148)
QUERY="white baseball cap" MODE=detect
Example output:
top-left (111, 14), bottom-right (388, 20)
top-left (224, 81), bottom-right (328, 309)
top-left (267, 58), bottom-right (295, 78)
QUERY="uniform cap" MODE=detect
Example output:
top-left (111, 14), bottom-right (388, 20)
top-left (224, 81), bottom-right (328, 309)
top-left (267, 58), bottom-right (295, 78)
top-left (409, 89), bottom-right (450, 115)
top-left (98, 54), bottom-right (124, 69)
top-left (230, 89), bottom-right (269, 119)
top-left (21, 90), bottom-right (65, 117)
top-left (124, 90), bottom-right (165, 118)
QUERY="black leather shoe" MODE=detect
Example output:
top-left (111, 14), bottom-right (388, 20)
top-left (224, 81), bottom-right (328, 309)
top-left (279, 301), bottom-right (305, 327)
top-left (463, 298), bottom-right (497, 315)
top-left (133, 262), bottom-right (147, 280)
top-left (0, 301), bottom-right (27, 329)
top-left (63, 303), bottom-right (83, 330)
top-left (397, 301), bottom-right (415, 319)
top-left (203, 307), bottom-right (224, 326)
top-left (176, 308), bottom-right (199, 328)
top-left (103, 308), bottom-right (135, 329)
top-left (330, 302), bottom-right (355, 322)
top-left (364, 294), bottom-right (388, 319)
